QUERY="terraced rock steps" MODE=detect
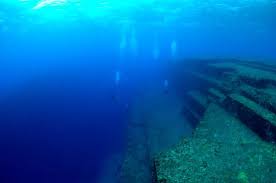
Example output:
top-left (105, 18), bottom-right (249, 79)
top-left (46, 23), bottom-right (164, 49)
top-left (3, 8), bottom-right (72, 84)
top-left (173, 59), bottom-right (276, 142)
top-left (155, 103), bottom-right (276, 183)
top-left (209, 62), bottom-right (276, 88)
top-left (225, 94), bottom-right (276, 141)
top-left (207, 87), bottom-right (226, 103)
top-left (181, 91), bottom-right (208, 128)
top-left (239, 84), bottom-right (276, 114)
top-left (120, 59), bottom-right (276, 183)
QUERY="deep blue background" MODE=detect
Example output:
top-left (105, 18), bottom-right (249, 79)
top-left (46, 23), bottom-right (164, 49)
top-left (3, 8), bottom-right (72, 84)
top-left (0, 7), bottom-right (276, 182)
top-left (0, 23), bottom-right (169, 183)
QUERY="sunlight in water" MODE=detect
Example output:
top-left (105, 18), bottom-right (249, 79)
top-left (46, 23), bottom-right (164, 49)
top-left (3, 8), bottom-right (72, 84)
top-left (33, 0), bottom-right (68, 10)
top-left (0, 0), bottom-right (274, 25)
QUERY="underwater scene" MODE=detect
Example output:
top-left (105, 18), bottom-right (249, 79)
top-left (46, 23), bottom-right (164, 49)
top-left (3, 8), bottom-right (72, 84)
top-left (0, 0), bottom-right (276, 183)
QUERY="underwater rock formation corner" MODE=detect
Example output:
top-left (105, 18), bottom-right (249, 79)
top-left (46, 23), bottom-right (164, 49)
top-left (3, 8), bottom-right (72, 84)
top-left (155, 59), bottom-right (276, 183)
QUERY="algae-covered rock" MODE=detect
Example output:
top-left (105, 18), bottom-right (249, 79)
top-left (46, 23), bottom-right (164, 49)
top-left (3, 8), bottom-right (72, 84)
top-left (155, 104), bottom-right (276, 183)
top-left (118, 92), bottom-right (192, 183)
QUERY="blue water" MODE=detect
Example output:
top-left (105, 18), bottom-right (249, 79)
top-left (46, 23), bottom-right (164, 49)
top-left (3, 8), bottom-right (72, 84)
top-left (0, 1), bottom-right (276, 183)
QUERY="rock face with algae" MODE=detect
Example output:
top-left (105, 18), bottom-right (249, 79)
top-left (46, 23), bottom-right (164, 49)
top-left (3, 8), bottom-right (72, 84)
top-left (118, 92), bottom-right (192, 183)
top-left (155, 103), bottom-right (276, 183)
top-left (155, 59), bottom-right (276, 183)
top-left (120, 59), bottom-right (276, 183)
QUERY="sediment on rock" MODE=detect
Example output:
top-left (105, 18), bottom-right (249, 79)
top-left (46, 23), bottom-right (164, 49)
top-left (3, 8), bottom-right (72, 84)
top-left (155, 59), bottom-right (276, 183)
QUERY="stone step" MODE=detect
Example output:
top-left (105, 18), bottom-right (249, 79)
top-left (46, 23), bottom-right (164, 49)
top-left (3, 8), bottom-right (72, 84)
top-left (207, 88), bottom-right (226, 103)
top-left (189, 72), bottom-right (229, 93)
top-left (186, 91), bottom-right (208, 116)
top-left (180, 91), bottom-right (209, 128)
top-left (181, 101), bottom-right (201, 128)
top-left (225, 94), bottom-right (276, 142)
top-left (240, 84), bottom-right (276, 114)
top-left (234, 60), bottom-right (276, 74)
top-left (208, 62), bottom-right (276, 88)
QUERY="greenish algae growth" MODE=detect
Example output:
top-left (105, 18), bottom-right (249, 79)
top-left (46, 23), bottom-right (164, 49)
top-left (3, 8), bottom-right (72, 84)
top-left (237, 171), bottom-right (249, 183)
